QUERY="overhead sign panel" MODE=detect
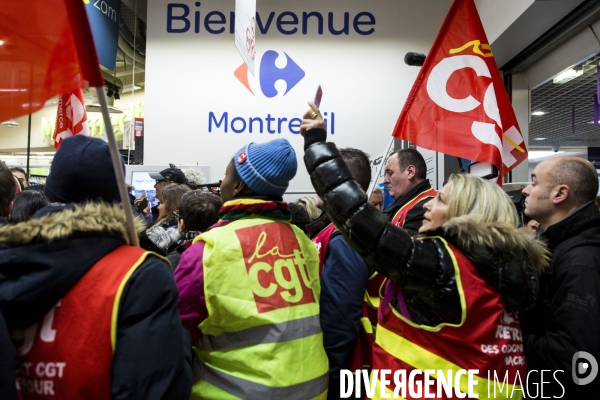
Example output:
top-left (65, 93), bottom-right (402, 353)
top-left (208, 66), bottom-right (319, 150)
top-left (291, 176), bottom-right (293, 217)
top-left (84, 0), bottom-right (121, 70)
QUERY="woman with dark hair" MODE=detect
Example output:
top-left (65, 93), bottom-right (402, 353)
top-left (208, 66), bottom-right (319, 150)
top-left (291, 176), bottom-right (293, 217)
top-left (10, 191), bottom-right (49, 223)
top-left (166, 190), bottom-right (222, 270)
top-left (146, 184), bottom-right (190, 251)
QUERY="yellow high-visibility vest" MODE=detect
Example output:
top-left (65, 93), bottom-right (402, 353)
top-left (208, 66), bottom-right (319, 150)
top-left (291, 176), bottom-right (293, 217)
top-left (192, 209), bottom-right (329, 399)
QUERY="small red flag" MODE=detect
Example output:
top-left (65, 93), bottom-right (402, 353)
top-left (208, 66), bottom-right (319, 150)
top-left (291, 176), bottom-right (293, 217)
top-left (53, 89), bottom-right (90, 149)
top-left (0, 1), bottom-right (104, 123)
top-left (393, 0), bottom-right (527, 180)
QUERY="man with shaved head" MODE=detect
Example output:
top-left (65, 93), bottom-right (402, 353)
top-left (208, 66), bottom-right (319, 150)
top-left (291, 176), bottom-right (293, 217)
top-left (521, 156), bottom-right (600, 397)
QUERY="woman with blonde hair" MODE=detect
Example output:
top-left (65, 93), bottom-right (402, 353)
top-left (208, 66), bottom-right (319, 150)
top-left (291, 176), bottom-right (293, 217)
top-left (297, 196), bottom-right (320, 219)
top-left (301, 108), bottom-right (549, 398)
top-left (146, 184), bottom-right (190, 251)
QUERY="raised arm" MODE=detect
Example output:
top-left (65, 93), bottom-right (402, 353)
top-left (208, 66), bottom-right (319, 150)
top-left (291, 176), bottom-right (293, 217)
top-left (300, 105), bottom-right (422, 283)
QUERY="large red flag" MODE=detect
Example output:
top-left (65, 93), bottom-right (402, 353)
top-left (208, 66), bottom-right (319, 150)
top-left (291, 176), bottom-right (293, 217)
top-left (53, 89), bottom-right (90, 149)
top-left (0, 1), bottom-right (104, 123)
top-left (393, 0), bottom-right (527, 180)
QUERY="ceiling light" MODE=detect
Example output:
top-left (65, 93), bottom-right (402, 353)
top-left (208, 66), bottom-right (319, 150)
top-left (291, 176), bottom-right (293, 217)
top-left (122, 84), bottom-right (142, 92)
top-left (1, 120), bottom-right (19, 128)
top-left (531, 111), bottom-right (546, 116)
top-left (553, 69), bottom-right (583, 84)
top-left (533, 138), bottom-right (547, 141)
top-left (85, 104), bottom-right (123, 114)
top-left (528, 150), bottom-right (564, 160)
top-left (0, 40), bottom-right (4, 46)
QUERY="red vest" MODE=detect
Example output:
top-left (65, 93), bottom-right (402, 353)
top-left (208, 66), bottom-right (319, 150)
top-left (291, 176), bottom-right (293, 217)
top-left (349, 272), bottom-right (386, 372)
top-left (312, 222), bottom-right (336, 275)
top-left (372, 241), bottom-right (525, 398)
top-left (352, 189), bottom-right (435, 373)
top-left (12, 246), bottom-right (156, 400)
top-left (391, 188), bottom-right (437, 227)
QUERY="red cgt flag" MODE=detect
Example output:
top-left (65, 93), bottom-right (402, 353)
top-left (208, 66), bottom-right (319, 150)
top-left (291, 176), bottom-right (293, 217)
top-left (53, 89), bottom-right (90, 149)
top-left (393, 0), bottom-right (527, 180)
top-left (0, 1), bottom-right (104, 124)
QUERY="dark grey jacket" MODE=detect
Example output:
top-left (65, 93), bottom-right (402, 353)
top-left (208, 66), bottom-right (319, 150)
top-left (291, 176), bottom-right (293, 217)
top-left (520, 202), bottom-right (600, 398)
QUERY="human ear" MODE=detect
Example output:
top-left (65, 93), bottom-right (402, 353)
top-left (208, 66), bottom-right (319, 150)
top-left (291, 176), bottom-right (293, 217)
top-left (552, 185), bottom-right (570, 205)
top-left (406, 165), bottom-right (416, 180)
top-left (232, 180), bottom-right (248, 197)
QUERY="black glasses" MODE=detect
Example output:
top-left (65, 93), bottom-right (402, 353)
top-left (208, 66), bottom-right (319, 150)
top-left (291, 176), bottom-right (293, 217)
top-left (173, 210), bottom-right (182, 221)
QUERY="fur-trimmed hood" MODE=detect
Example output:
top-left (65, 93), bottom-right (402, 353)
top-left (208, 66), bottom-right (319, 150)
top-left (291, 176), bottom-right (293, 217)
top-left (434, 215), bottom-right (550, 312)
top-left (0, 202), bottom-right (145, 330)
top-left (440, 216), bottom-right (550, 274)
top-left (0, 202), bottom-right (146, 246)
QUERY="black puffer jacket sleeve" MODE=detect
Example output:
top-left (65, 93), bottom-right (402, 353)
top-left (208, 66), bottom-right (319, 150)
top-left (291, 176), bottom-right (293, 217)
top-left (304, 128), bottom-right (544, 319)
top-left (304, 129), bottom-right (412, 277)
top-left (304, 129), bottom-right (464, 325)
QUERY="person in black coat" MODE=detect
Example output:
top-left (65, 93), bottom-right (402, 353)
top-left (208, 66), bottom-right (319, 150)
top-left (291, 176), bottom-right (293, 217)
top-left (0, 136), bottom-right (191, 399)
top-left (0, 162), bottom-right (17, 400)
top-left (520, 156), bottom-right (600, 398)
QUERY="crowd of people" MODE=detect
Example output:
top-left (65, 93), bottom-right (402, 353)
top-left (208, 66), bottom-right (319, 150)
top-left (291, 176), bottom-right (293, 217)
top-left (0, 102), bottom-right (598, 399)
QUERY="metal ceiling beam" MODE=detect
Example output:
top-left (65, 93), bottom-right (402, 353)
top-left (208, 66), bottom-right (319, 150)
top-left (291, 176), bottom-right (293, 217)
top-left (501, 0), bottom-right (600, 73)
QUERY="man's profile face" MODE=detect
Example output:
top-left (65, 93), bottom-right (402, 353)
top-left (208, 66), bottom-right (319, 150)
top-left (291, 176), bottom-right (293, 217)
top-left (522, 160), bottom-right (555, 225)
top-left (220, 160), bottom-right (239, 203)
top-left (383, 156), bottom-right (411, 200)
top-left (154, 180), bottom-right (171, 201)
top-left (369, 191), bottom-right (384, 211)
top-left (12, 171), bottom-right (28, 187)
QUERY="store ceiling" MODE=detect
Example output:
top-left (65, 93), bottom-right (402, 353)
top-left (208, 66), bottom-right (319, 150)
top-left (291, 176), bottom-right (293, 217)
top-left (530, 52), bottom-right (600, 148)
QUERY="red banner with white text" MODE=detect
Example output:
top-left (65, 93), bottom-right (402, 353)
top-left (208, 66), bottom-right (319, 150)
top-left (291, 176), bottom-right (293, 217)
top-left (53, 89), bottom-right (91, 149)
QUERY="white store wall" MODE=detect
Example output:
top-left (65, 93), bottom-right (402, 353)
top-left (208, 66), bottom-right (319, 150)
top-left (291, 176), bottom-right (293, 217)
top-left (144, 0), bottom-right (455, 195)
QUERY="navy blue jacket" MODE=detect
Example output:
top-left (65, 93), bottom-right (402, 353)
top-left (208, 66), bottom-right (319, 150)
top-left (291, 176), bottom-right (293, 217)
top-left (308, 212), bottom-right (369, 400)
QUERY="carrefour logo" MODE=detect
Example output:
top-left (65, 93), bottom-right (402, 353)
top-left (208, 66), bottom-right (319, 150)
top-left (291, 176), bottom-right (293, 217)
top-left (208, 50), bottom-right (335, 135)
top-left (206, 49), bottom-right (336, 135)
top-left (234, 50), bottom-right (304, 97)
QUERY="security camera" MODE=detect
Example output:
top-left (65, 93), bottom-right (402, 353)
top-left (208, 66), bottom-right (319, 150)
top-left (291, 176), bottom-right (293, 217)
top-left (552, 146), bottom-right (560, 153)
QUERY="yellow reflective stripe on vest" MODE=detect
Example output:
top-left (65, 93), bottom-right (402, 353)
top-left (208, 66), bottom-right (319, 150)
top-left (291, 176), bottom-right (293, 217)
top-left (111, 251), bottom-right (166, 352)
top-left (377, 324), bottom-right (521, 399)
top-left (195, 360), bottom-right (328, 400)
top-left (360, 317), bottom-right (374, 335)
top-left (200, 314), bottom-right (321, 350)
top-left (392, 188), bottom-right (436, 226)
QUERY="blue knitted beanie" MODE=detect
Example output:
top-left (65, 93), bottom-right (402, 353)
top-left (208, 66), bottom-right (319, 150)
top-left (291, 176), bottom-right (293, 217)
top-left (234, 138), bottom-right (297, 197)
top-left (45, 135), bottom-right (123, 204)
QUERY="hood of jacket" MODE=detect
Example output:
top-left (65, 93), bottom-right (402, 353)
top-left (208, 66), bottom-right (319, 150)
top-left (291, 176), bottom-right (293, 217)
top-left (433, 215), bottom-right (550, 312)
top-left (0, 202), bottom-right (146, 329)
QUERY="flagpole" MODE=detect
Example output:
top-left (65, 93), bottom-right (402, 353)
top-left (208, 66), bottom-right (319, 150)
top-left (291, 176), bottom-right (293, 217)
top-left (94, 86), bottom-right (140, 247)
top-left (367, 137), bottom-right (395, 196)
top-left (26, 114), bottom-right (31, 180)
